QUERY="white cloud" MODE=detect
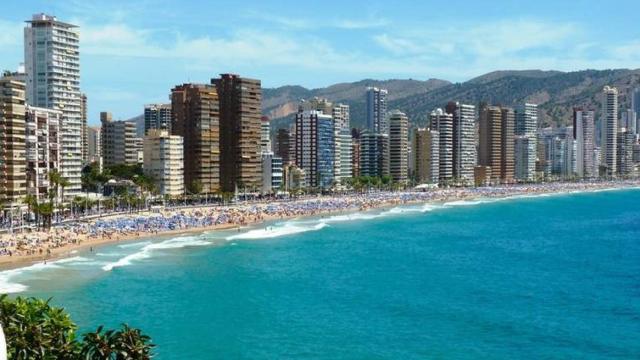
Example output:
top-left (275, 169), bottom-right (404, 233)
top-left (243, 11), bottom-right (388, 30)
top-left (0, 20), bottom-right (22, 47)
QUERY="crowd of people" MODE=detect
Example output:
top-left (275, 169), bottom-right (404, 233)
top-left (0, 180), bottom-right (638, 262)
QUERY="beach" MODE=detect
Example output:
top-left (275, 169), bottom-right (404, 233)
top-left (1, 180), bottom-right (639, 270)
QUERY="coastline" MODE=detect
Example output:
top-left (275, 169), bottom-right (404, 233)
top-left (1, 182), bottom-right (638, 271)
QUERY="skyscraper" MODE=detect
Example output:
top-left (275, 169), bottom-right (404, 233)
top-left (359, 132), bottom-right (389, 178)
top-left (388, 110), bottom-right (409, 184)
top-left (171, 83), bottom-right (220, 194)
top-left (25, 14), bottom-right (82, 196)
top-left (446, 102), bottom-right (476, 183)
top-left (514, 103), bottom-right (538, 181)
top-left (632, 87), bottom-right (640, 134)
top-left (213, 74), bottom-right (262, 193)
top-left (351, 129), bottom-right (361, 178)
top-left (412, 128), bottom-right (439, 184)
top-left (0, 78), bottom-right (27, 209)
top-left (601, 86), bottom-right (618, 176)
top-left (430, 108), bottom-right (453, 183)
top-left (332, 104), bottom-right (352, 183)
top-left (81, 93), bottom-right (88, 164)
top-left (144, 103), bottom-right (171, 135)
top-left (366, 87), bottom-right (388, 134)
top-left (479, 105), bottom-right (515, 183)
top-left (87, 126), bottom-right (101, 166)
top-left (573, 108), bottom-right (596, 178)
top-left (617, 130), bottom-right (635, 177)
top-left (294, 110), bottom-right (335, 188)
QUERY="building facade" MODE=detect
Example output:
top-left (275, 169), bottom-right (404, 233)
top-left (100, 115), bottom-right (139, 167)
top-left (446, 102), bottom-right (476, 183)
top-left (514, 103), bottom-right (537, 181)
top-left (479, 105), bottom-right (515, 183)
top-left (601, 86), bottom-right (618, 176)
top-left (170, 83), bottom-right (220, 194)
top-left (412, 128), bottom-right (439, 184)
top-left (366, 87), bottom-right (388, 134)
top-left (388, 110), bottom-right (409, 184)
top-left (359, 131), bottom-right (389, 178)
top-left (25, 105), bottom-right (62, 202)
top-left (430, 108), bottom-right (453, 183)
top-left (573, 108), bottom-right (596, 178)
top-left (294, 110), bottom-right (335, 189)
top-left (0, 78), bottom-right (27, 209)
top-left (144, 103), bottom-right (171, 135)
top-left (143, 129), bottom-right (184, 197)
top-left (25, 14), bottom-right (82, 196)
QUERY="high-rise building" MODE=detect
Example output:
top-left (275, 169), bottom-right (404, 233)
top-left (294, 110), bottom-right (335, 189)
top-left (213, 74), bottom-right (262, 193)
top-left (617, 130), bottom-right (635, 177)
top-left (388, 110), bottom-right (409, 184)
top-left (25, 14), bottom-right (82, 196)
top-left (81, 93), bottom-right (88, 164)
top-left (100, 115), bottom-right (139, 167)
top-left (573, 108), bottom-right (596, 178)
top-left (87, 126), bottom-right (101, 166)
top-left (513, 103), bottom-right (538, 181)
top-left (430, 108), bottom-right (453, 183)
top-left (260, 116), bottom-right (272, 153)
top-left (332, 104), bottom-right (352, 184)
top-left (412, 128), bottom-right (439, 184)
top-left (351, 129), bottom-right (361, 178)
top-left (541, 127), bottom-right (575, 179)
top-left (25, 105), bottom-right (62, 202)
top-left (260, 152), bottom-right (283, 194)
top-left (359, 131), bottom-right (389, 178)
top-left (143, 129), bottom-right (184, 197)
top-left (601, 86), bottom-right (618, 176)
top-left (366, 87), bottom-right (388, 134)
top-left (170, 83), bottom-right (220, 194)
top-left (446, 102), bottom-right (476, 183)
top-left (144, 103), bottom-right (171, 135)
top-left (621, 109), bottom-right (636, 134)
top-left (632, 87), bottom-right (640, 134)
top-left (0, 78), bottom-right (27, 209)
top-left (275, 128), bottom-right (292, 165)
top-left (479, 105), bottom-right (515, 183)
top-left (514, 136), bottom-right (536, 181)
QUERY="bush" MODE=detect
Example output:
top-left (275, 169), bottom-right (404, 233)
top-left (0, 295), bottom-right (154, 359)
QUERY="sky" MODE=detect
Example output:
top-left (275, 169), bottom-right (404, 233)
top-left (2, 0), bottom-right (640, 124)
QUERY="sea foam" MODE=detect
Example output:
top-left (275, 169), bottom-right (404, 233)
top-left (102, 236), bottom-right (210, 272)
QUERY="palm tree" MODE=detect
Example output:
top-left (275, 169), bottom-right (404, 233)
top-left (22, 194), bottom-right (37, 226)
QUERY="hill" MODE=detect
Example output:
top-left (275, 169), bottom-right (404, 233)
top-left (263, 69), bottom-right (640, 129)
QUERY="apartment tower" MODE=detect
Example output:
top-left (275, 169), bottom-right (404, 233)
top-left (170, 83), bottom-right (220, 194)
top-left (25, 14), bottom-right (82, 196)
top-left (212, 74), bottom-right (262, 193)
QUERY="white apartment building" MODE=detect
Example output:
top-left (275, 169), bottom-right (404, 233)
top-left (143, 129), bottom-right (184, 197)
top-left (25, 14), bottom-right (82, 197)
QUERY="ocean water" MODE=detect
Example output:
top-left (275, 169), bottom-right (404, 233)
top-left (3, 189), bottom-right (640, 359)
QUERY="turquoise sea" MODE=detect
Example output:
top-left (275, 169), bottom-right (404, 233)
top-left (2, 189), bottom-right (640, 359)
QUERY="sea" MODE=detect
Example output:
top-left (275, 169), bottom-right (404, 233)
top-left (1, 188), bottom-right (639, 359)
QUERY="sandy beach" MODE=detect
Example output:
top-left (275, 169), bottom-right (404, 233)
top-left (1, 180), bottom-right (638, 270)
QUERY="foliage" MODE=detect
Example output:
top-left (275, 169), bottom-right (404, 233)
top-left (0, 295), bottom-right (154, 359)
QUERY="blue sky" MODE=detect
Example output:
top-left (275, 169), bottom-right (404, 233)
top-left (2, 0), bottom-right (640, 124)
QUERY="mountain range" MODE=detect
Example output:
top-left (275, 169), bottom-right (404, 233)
top-left (263, 69), bottom-right (640, 130)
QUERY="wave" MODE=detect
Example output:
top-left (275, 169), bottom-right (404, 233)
top-left (227, 222), bottom-right (328, 240)
top-left (102, 236), bottom-right (210, 272)
top-left (117, 241), bottom-right (152, 249)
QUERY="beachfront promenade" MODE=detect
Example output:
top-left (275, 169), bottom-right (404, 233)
top-left (0, 180), bottom-right (638, 265)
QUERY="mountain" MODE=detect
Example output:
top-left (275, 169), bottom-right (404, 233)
top-left (263, 79), bottom-right (451, 130)
top-left (263, 69), bottom-right (640, 129)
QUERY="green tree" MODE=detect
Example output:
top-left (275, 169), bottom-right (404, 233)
top-left (0, 295), bottom-right (154, 359)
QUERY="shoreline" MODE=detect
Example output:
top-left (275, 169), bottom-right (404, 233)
top-left (1, 181), bottom-right (639, 271)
